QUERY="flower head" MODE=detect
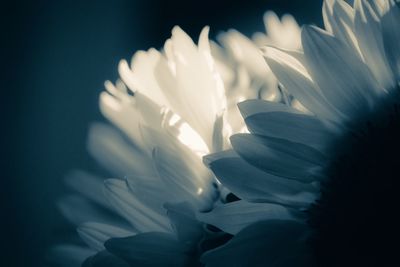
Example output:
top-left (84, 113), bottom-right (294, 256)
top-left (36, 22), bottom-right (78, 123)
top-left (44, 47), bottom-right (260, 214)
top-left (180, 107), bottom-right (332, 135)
top-left (53, 11), bottom-right (301, 265)
top-left (201, 0), bottom-right (400, 266)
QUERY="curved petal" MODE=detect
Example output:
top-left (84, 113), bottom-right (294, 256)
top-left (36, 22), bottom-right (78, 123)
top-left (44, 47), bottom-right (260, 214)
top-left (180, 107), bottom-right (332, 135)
top-left (302, 25), bottom-right (380, 117)
top-left (243, 110), bottom-right (333, 151)
top-left (264, 46), bottom-right (341, 122)
top-left (197, 200), bottom-right (303, 235)
top-left (208, 156), bottom-right (318, 207)
top-left (354, 0), bottom-right (395, 88)
top-left (78, 222), bottom-right (134, 251)
top-left (64, 170), bottom-right (109, 208)
top-left (381, 0), bottom-right (400, 81)
top-left (103, 179), bottom-right (171, 233)
top-left (323, 0), bottom-right (362, 57)
top-left (87, 123), bottom-right (154, 177)
top-left (231, 133), bottom-right (326, 182)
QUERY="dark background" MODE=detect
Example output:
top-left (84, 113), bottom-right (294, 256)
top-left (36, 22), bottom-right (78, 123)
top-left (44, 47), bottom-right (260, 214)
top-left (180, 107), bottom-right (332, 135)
top-left (5, 1), bottom-right (322, 266)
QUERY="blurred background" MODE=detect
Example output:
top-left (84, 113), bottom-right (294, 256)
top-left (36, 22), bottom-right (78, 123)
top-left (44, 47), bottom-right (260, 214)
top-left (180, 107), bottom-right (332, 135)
top-left (5, 0), bottom-right (322, 266)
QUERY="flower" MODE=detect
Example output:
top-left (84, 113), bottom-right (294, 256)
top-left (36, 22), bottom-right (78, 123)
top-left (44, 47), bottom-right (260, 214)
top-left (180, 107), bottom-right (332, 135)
top-left (212, 11), bottom-right (302, 132)
top-left (200, 0), bottom-right (400, 266)
top-left (52, 13), bottom-right (301, 265)
top-left (53, 26), bottom-right (228, 267)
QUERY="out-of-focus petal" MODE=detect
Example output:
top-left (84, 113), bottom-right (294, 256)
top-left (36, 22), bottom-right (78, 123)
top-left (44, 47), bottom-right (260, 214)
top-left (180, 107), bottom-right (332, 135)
top-left (78, 222), bottom-right (134, 251)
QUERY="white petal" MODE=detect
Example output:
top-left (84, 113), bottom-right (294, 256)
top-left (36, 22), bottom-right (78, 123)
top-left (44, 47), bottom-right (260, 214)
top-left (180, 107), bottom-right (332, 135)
top-left (103, 179), bottom-right (171, 233)
top-left (64, 170), bottom-right (109, 208)
top-left (231, 133), bottom-right (326, 182)
top-left (323, 0), bottom-right (363, 57)
top-left (164, 202), bottom-right (203, 244)
top-left (152, 147), bottom-right (215, 210)
top-left (208, 156), bottom-right (318, 207)
top-left (197, 200), bottom-right (302, 235)
top-left (78, 222), bottom-right (134, 251)
top-left (119, 49), bottom-right (170, 107)
top-left (99, 89), bottom-right (143, 148)
top-left (87, 123), bottom-right (154, 177)
top-left (302, 26), bottom-right (379, 117)
top-left (243, 109), bottom-right (334, 151)
top-left (57, 195), bottom-right (116, 226)
top-left (354, 0), bottom-right (395, 88)
top-left (238, 99), bottom-right (301, 119)
top-left (264, 46), bottom-right (341, 122)
top-left (218, 30), bottom-right (270, 79)
top-left (381, 0), bottom-right (400, 81)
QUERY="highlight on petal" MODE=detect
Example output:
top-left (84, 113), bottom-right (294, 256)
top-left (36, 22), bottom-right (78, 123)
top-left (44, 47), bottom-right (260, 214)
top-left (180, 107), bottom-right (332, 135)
top-left (381, 0), bottom-right (400, 81)
top-left (302, 25), bottom-right (379, 117)
top-left (263, 46), bottom-right (341, 122)
top-left (197, 200), bottom-right (303, 235)
top-left (323, 0), bottom-right (362, 57)
top-left (354, 0), bottom-right (395, 88)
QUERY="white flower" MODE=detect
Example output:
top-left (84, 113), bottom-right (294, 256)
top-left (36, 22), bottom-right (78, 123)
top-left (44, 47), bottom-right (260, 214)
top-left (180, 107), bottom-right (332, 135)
top-left (55, 26), bottom-right (227, 266)
top-left (212, 11), bottom-right (302, 132)
top-left (200, 0), bottom-right (400, 266)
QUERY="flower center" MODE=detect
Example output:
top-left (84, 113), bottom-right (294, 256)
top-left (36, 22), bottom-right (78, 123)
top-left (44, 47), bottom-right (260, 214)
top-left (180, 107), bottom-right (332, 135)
top-left (307, 86), bottom-right (400, 267)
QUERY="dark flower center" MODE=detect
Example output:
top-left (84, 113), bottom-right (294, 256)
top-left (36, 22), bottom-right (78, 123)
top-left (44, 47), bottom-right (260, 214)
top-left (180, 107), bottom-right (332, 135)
top-left (308, 86), bottom-right (400, 267)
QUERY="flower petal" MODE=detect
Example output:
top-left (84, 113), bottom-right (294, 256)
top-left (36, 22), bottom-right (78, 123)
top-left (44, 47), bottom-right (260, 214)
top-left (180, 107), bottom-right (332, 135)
top-left (64, 170), bottom-right (109, 208)
top-left (323, 0), bottom-right (362, 56)
top-left (264, 46), bottom-right (340, 122)
top-left (243, 109), bottom-right (333, 151)
top-left (231, 133), bottom-right (326, 182)
top-left (164, 202), bottom-right (203, 246)
top-left (152, 146), bottom-right (215, 210)
top-left (354, 0), bottom-right (395, 88)
top-left (302, 25), bottom-right (379, 118)
top-left (103, 179), bottom-right (171, 233)
top-left (57, 195), bottom-right (117, 226)
top-left (208, 156), bottom-right (318, 207)
top-left (238, 99), bottom-right (300, 119)
top-left (78, 222), bottom-right (134, 251)
top-left (381, 0), bottom-right (400, 81)
top-left (87, 123), bottom-right (154, 177)
top-left (197, 200), bottom-right (302, 235)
